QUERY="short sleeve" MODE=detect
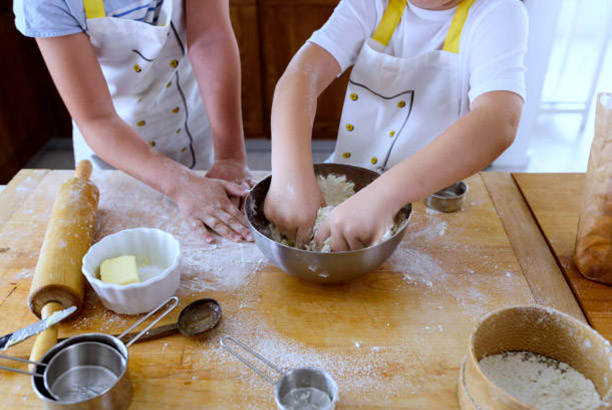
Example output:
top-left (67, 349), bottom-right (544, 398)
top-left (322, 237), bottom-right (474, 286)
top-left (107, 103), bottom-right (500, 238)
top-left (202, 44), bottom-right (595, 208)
top-left (307, 0), bottom-right (381, 75)
top-left (467, 0), bottom-right (528, 103)
top-left (13, 0), bottom-right (85, 38)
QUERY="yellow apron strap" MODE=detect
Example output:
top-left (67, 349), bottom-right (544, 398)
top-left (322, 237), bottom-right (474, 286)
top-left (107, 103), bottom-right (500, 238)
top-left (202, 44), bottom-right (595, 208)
top-left (443, 0), bottom-right (475, 53)
top-left (372, 0), bottom-right (407, 47)
top-left (83, 0), bottom-right (106, 19)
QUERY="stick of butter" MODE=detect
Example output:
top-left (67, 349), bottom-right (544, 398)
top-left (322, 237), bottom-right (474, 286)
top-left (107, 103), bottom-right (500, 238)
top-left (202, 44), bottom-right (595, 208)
top-left (100, 255), bottom-right (140, 285)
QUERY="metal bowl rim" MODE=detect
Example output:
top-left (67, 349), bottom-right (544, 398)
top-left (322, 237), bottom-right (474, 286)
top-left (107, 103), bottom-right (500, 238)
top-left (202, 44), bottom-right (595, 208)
top-left (246, 170), bottom-right (412, 255)
top-left (247, 209), bottom-right (411, 256)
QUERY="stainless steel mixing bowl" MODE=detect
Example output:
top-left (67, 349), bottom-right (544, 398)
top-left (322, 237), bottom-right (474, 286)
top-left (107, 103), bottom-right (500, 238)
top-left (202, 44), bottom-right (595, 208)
top-left (245, 163), bottom-right (412, 284)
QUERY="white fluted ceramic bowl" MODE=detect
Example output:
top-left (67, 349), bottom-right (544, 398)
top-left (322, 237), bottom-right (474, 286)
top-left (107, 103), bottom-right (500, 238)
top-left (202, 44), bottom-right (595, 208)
top-left (82, 228), bottom-right (181, 314)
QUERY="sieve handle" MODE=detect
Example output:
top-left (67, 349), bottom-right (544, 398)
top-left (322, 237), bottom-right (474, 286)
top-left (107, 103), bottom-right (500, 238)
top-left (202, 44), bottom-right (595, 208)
top-left (119, 296), bottom-right (179, 348)
top-left (220, 335), bottom-right (283, 386)
top-left (0, 353), bottom-right (46, 377)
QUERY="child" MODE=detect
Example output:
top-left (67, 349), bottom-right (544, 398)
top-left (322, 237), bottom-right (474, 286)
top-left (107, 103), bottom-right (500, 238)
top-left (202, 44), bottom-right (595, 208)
top-left (265, 0), bottom-right (527, 251)
top-left (13, 0), bottom-right (253, 243)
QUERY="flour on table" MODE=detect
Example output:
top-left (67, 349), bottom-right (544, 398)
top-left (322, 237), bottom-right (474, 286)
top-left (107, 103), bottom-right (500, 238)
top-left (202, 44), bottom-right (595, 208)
top-left (479, 351), bottom-right (602, 410)
top-left (269, 174), bottom-right (406, 252)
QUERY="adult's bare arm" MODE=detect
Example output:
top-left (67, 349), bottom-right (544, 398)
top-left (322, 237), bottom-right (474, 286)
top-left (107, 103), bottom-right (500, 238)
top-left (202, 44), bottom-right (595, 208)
top-left (186, 0), bottom-right (251, 187)
top-left (36, 34), bottom-right (251, 242)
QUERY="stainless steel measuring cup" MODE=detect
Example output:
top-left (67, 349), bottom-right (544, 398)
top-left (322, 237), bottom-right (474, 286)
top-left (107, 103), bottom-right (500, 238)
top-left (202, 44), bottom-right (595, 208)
top-left (0, 296), bottom-right (178, 409)
top-left (220, 335), bottom-right (338, 410)
top-left (426, 180), bottom-right (469, 212)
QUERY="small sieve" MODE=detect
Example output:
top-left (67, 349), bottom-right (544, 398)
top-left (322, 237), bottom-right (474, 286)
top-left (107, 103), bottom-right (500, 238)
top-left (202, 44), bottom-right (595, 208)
top-left (426, 181), bottom-right (469, 213)
top-left (0, 296), bottom-right (178, 409)
top-left (220, 335), bottom-right (338, 410)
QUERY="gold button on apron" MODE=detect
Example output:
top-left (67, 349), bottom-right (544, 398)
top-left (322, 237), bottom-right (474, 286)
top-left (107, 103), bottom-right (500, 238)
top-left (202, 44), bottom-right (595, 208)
top-left (170, 59), bottom-right (179, 68)
top-left (137, 97), bottom-right (143, 103)
top-left (350, 93), bottom-right (358, 101)
top-left (149, 141), bottom-right (156, 147)
top-left (172, 107), bottom-right (180, 114)
top-left (342, 152), bottom-right (351, 159)
top-left (370, 157), bottom-right (378, 165)
top-left (166, 81), bottom-right (172, 88)
top-left (137, 120), bottom-right (145, 127)
top-left (181, 147), bottom-right (187, 153)
top-left (389, 130), bottom-right (395, 137)
top-left (346, 123), bottom-right (354, 132)
top-left (397, 100), bottom-right (406, 108)
top-left (133, 64), bottom-right (142, 73)
top-left (176, 128), bottom-right (181, 134)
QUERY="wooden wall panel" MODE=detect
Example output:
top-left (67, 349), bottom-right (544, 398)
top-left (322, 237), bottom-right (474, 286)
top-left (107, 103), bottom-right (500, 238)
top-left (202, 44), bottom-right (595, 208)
top-left (259, 0), bottom-right (349, 139)
top-left (0, 5), bottom-right (71, 184)
top-left (230, 0), bottom-right (265, 139)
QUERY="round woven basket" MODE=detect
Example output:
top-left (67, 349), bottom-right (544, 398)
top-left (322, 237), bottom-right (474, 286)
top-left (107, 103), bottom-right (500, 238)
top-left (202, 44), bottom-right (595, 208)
top-left (458, 305), bottom-right (612, 409)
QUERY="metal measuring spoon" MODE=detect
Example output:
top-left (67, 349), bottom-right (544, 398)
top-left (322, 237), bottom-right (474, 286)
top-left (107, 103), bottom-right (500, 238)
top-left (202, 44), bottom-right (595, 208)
top-left (57, 299), bottom-right (222, 344)
top-left (122, 298), bottom-right (222, 344)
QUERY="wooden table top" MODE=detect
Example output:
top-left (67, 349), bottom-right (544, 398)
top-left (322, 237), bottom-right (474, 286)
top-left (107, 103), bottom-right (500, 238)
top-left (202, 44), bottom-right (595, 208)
top-left (514, 173), bottom-right (612, 341)
top-left (0, 170), bottom-right (583, 409)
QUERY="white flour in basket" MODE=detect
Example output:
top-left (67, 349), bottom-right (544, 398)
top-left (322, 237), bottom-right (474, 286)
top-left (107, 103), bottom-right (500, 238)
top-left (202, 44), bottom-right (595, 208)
top-left (479, 351), bottom-right (602, 410)
top-left (269, 174), bottom-right (404, 252)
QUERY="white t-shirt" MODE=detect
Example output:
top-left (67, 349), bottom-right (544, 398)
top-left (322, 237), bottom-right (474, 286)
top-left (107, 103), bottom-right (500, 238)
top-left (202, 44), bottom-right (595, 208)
top-left (308, 0), bottom-right (528, 107)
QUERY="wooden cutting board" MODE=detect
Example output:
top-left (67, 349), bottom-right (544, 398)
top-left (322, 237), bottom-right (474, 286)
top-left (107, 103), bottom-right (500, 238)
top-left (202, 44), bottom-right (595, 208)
top-left (514, 173), bottom-right (612, 341)
top-left (0, 169), bottom-right (578, 409)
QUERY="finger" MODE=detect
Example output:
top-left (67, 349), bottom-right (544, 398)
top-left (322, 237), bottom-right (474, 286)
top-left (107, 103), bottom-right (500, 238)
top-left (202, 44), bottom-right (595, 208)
top-left (245, 178), bottom-right (256, 188)
top-left (204, 216), bottom-right (242, 242)
top-left (314, 222), bottom-right (331, 250)
top-left (218, 209), bottom-right (253, 241)
top-left (189, 219), bottom-right (215, 244)
top-left (296, 226), bottom-right (314, 249)
top-left (222, 180), bottom-right (249, 197)
top-left (330, 231), bottom-right (349, 252)
top-left (229, 195), bottom-right (240, 208)
top-left (283, 226), bottom-right (298, 246)
top-left (346, 235), bottom-right (367, 251)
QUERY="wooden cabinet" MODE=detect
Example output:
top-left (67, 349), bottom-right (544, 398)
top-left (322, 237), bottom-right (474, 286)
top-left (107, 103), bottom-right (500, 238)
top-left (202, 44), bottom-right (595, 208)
top-left (0, 3), bottom-right (71, 184)
top-left (257, 0), bottom-right (349, 140)
top-left (230, 0), bottom-right (265, 140)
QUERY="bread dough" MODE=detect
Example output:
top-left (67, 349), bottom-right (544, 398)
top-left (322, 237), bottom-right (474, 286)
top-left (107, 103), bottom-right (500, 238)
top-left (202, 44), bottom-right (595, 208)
top-left (268, 174), bottom-right (406, 252)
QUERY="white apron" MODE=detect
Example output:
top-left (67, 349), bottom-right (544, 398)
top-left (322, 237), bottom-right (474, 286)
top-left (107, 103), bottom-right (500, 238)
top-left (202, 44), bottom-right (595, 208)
top-left (73, 0), bottom-right (213, 170)
top-left (332, 0), bottom-right (475, 172)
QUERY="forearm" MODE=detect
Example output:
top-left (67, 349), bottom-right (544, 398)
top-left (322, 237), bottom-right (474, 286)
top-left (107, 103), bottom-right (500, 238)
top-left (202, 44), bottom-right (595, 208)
top-left (77, 115), bottom-right (190, 200)
top-left (188, 28), bottom-right (245, 163)
top-left (369, 92), bottom-right (523, 213)
top-left (270, 43), bottom-right (340, 177)
top-left (271, 70), bottom-right (319, 175)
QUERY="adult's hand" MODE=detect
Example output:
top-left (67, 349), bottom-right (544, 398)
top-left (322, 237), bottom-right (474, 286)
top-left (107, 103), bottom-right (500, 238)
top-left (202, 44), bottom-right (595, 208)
top-left (174, 171), bottom-right (252, 243)
top-left (206, 159), bottom-right (254, 208)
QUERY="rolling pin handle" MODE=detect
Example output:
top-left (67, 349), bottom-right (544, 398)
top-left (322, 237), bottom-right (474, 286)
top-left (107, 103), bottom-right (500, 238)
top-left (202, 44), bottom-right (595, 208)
top-left (75, 160), bottom-right (93, 181)
top-left (28, 302), bottom-right (64, 371)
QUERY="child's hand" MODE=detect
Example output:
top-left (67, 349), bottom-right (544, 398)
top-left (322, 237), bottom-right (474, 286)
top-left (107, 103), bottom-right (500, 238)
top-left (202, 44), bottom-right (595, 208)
top-left (173, 171), bottom-right (253, 243)
top-left (315, 187), bottom-right (395, 251)
top-left (264, 173), bottom-right (324, 247)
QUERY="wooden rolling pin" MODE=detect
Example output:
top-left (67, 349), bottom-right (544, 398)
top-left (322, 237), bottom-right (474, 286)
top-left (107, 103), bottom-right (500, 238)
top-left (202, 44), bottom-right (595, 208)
top-left (28, 160), bottom-right (99, 364)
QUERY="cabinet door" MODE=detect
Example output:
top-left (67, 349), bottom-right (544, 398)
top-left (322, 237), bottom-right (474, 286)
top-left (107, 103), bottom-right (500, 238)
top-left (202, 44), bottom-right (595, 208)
top-left (230, 0), bottom-right (265, 139)
top-left (260, 0), bottom-right (349, 140)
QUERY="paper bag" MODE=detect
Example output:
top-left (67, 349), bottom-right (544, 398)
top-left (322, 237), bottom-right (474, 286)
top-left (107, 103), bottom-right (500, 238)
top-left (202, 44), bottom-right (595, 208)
top-left (575, 93), bottom-right (612, 284)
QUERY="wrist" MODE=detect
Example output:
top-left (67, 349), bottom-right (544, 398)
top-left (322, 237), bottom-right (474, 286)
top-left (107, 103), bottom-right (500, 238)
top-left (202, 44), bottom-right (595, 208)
top-left (160, 160), bottom-right (194, 203)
